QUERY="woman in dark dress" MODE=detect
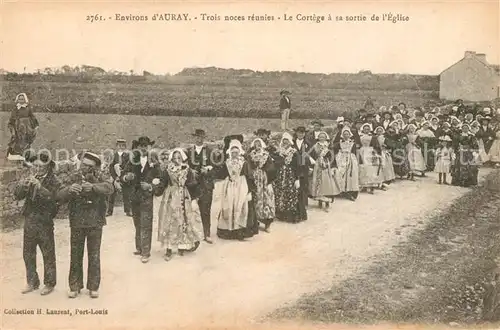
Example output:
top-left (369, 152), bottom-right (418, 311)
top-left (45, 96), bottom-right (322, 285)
top-left (386, 122), bottom-right (410, 179)
top-left (451, 124), bottom-right (480, 187)
top-left (7, 93), bottom-right (39, 160)
top-left (272, 132), bottom-right (306, 223)
top-left (246, 138), bottom-right (277, 232)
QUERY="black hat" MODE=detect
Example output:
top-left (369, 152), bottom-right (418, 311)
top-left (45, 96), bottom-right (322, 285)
top-left (480, 116), bottom-right (492, 122)
top-left (192, 129), bottom-right (206, 137)
top-left (280, 90), bottom-right (291, 96)
top-left (223, 134), bottom-right (244, 152)
top-left (254, 128), bottom-right (271, 136)
top-left (294, 126), bottom-right (306, 133)
top-left (82, 152), bottom-right (102, 167)
top-left (116, 138), bottom-right (126, 144)
top-left (136, 136), bottom-right (155, 146)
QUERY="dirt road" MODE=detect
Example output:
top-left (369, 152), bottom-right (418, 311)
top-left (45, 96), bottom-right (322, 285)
top-left (0, 170), bottom-right (492, 329)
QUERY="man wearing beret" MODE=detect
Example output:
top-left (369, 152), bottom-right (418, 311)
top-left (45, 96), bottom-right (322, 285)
top-left (107, 138), bottom-right (132, 217)
top-left (121, 136), bottom-right (166, 263)
top-left (15, 151), bottom-right (61, 296)
top-left (57, 152), bottom-right (114, 299)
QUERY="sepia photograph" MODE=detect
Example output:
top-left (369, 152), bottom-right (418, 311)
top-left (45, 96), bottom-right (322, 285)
top-left (0, 1), bottom-right (499, 329)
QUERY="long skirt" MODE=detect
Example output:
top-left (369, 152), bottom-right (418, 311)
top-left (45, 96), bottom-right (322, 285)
top-left (407, 144), bottom-right (426, 173)
top-left (489, 139), bottom-right (500, 163)
top-left (308, 162), bottom-right (341, 200)
top-left (392, 148), bottom-right (410, 177)
top-left (8, 117), bottom-right (37, 156)
top-left (252, 168), bottom-right (276, 226)
top-left (214, 175), bottom-right (255, 240)
top-left (273, 165), bottom-right (303, 223)
top-left (380, 150), bottom-right (396, 182)
top-left (477, 139), bottom-right (490, 164)
top-left (335, 151), bottom-right (359, 198)
top-left (451, 150), bottom-right (478, 187)
top-left (358, 147), bottom-right (383, 188)
top-left (157, 186), bottom-right (203, 250)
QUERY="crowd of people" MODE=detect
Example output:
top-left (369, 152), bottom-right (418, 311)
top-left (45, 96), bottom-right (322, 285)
top-left (8, 91), bottom-right (500, 300)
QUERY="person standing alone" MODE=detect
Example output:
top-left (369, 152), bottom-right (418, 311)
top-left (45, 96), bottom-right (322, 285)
top-left (279, 90), bottom-right (292, 131)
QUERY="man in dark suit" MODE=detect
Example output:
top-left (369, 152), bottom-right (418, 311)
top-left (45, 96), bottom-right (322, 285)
top-left (305, 119), bottom-right (324, 150)
top-left (293, 126), bottom-right (312, 210)
top-left (57, 152), bottom-right (114, 299)
top-left (121, 136), bottom-right (165, 263)
top-left (279, 90), bottom-right (292, 130)
top-left (15, 151), bottom-right (60, 296)
top-left (107, 138), bottom-right (132, 216)
top-left (186, 129), bottom-right (215, 244)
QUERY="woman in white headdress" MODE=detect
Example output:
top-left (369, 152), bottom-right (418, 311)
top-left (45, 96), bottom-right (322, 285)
top-left (7, 93), bottom-right (39, 160)
top-left (308, 131), bottom-right (340, 211)
top-left (213, 138), bottom-right (256, 240)
top-left (272, 132), bottom-right (305, 223)
top-left (374, 126), bottom-right (396, 185)
top-left (406, 124), bottom-right (427, 179)
top-left (416, 121), bottom-right (437, 171)
top-left (246, 138), bottom-right (276, 232)
top-left (358, 123), bottom-right (383, 193)
top-left (332, 127), bottom-right (359, 201)
top-left (157, 148), bottom-right (204, 261)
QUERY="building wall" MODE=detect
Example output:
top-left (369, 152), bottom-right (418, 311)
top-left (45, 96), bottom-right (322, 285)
top-left (440, 58), bottom-right (499, 102)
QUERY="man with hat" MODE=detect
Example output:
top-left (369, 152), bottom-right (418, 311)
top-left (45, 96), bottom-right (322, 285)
top-left (380, 110), bottom-right (393, 130)
top-left (293, 126), bottom-right (312, 210)
top-left (305, 119), bottom-right (324, 150)
top-left (107, 138), bottom-right (132, 217)
top-left (120, 136), bottom-right (165, 263)
top-left (57, 151), bottom-right (114, 298)
top-left (255, 128), bottom-right (276, 154)
top-left (279, 90), bottom-right (292, 130)
top-left (186, 129), bottom-right (215, 244)
top-left (15, 151), bottom-right (60, 296)
top-left (477, 116), bottom-right (495, 155)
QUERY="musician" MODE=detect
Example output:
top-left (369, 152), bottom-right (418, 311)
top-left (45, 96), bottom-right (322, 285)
top-left (57, 152), bottom-right (114, 298)
top-left (15, 151), bottom-right (60, 296)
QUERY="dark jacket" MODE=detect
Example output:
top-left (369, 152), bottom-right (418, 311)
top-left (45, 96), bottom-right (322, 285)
top-left (293, 138), bottom-right (312, 175)
top-left (57, 172), bottom-right (114, 228)
top-left (477, 125), bottom-right (496, 152)
top-left (279, 96), bottom-right (291, 110)
top-left (120, 154), bottom-right (166, 201)
top-left (186, 145), bottom-right (215, 192)
top-left (109, 151), bottom-right (131, 180)
top-left (14, 172), bottom-right (61, 227)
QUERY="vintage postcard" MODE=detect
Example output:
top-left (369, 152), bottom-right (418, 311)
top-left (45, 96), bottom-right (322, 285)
top-left (0, 1), bottom-right (499, 330)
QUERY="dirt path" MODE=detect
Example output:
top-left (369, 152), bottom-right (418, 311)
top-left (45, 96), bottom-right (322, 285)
top-left (0, 170), bottom-right (492, 329)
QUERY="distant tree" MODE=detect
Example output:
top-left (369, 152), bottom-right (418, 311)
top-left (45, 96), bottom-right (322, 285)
top-left (143, 70), bottom-right (152, 76)
top-left (44, 67), bottom-right (53, 75)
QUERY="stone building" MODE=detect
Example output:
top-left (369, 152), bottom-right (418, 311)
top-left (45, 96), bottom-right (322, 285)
top-left (439, 51), bottom-right (500, 102)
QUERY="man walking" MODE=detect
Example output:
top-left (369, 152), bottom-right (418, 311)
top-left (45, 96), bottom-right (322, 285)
top-left (107, 138), bottom-right (132, 216)
top-left (186, 129), bottom-right (215, 244)
top-left (121, 136), bottom-right (165, 263)
top-left (279, 90), bottom-right (292, 130)
top-left (57, 152), bottom-right (114, 298)
top-left (15, 151), bottom-right (60, 296)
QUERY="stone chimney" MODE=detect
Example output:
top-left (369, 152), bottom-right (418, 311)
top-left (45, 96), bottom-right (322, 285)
top-left (464, 51), bottom-right (476, 58)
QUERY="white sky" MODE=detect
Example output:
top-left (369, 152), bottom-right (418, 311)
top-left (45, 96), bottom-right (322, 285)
top-left (1, 1), bottom-right (498, 75)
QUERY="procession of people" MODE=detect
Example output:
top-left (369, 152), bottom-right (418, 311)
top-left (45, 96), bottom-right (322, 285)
top-left (8, 90), bottom-right (500, 300)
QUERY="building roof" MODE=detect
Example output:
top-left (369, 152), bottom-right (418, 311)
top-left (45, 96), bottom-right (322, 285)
top-left (440, 51), bottom-right (500, 76)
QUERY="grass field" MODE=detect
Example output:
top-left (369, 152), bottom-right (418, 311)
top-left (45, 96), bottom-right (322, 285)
top-left (0, 74), bottom-right (440, 119)
top-left (0, 112), bottom-right (335, 153)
